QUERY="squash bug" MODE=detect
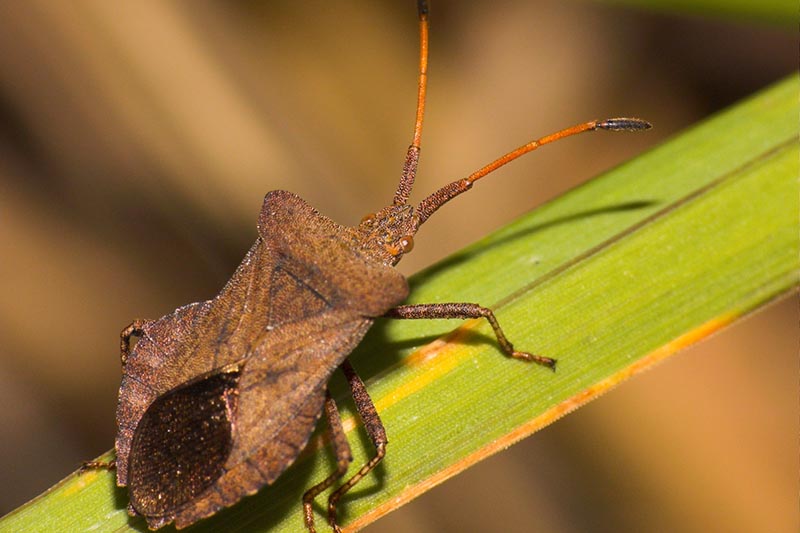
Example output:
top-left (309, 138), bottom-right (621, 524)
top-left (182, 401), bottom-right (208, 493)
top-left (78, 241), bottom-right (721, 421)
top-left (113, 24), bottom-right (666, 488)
top-left (85, 1), bottom-right (650, 531)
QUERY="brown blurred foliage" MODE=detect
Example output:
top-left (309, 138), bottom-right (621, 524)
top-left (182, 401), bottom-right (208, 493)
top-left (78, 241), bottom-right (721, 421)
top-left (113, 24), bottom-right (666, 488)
top-left (0, 1), bottom-right (795, 531)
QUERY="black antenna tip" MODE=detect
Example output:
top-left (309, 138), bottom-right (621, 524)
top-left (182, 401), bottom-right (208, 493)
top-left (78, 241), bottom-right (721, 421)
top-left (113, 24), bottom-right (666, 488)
top-left (417, 0), bottom-right (429, 17)
top-left (598, 118), bottom-right (652, 132)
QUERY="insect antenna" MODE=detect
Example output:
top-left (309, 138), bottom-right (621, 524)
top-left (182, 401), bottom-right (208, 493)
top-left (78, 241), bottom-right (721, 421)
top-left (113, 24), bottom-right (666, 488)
top-left (415, 117), bottom-right (652, 225)
top-left (393, 0), bottom-right (429, 207)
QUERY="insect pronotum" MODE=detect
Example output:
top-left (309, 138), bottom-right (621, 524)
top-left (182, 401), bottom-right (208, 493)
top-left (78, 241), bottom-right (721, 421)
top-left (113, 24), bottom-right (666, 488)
top-left (84, 1), bottom-right (650, 531)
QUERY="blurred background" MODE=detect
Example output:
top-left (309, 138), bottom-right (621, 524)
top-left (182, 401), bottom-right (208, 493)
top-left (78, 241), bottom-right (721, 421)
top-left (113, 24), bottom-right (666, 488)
top-left (0, 0), bottom-right (795, 531)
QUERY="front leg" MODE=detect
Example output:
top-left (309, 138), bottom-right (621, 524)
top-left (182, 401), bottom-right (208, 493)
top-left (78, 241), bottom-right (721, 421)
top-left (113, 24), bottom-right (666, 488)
top-left (385, 303), bottom-right (556, 370)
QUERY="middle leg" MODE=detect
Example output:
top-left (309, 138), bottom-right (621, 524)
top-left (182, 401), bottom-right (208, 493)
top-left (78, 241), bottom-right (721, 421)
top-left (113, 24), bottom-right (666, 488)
top-left (302, 389), bottom-right (352, 533)
top-left (327, 359), bottom-right (388, 533)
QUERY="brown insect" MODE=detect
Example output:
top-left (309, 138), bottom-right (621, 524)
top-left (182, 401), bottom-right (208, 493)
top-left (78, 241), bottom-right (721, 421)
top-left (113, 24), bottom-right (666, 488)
top-left (85, 1), bottom-right (649, 531)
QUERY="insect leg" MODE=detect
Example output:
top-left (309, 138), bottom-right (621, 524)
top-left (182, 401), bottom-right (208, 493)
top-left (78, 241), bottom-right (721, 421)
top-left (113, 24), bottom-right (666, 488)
top-left (80, 458), bottom-right (117, 471)
top-left (327, 359), bottom-right (388, 533)
top-left (385, 303), bottom-right (557, 369)
top-left (119, 319), bottom-right (152, 367)
top-left (302, 389), bottom-right (353, 533)
top-left (81, 320), bottom-right (155, 472)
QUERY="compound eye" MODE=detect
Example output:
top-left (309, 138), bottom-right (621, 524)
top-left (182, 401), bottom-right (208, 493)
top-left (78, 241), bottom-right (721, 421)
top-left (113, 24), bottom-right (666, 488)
top-left (399, 235), bottom-right (414, 253)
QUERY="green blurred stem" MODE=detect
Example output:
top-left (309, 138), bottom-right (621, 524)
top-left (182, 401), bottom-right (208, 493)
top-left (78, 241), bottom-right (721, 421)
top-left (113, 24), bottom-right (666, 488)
top-left (592, 0), bottom-right (796, 26)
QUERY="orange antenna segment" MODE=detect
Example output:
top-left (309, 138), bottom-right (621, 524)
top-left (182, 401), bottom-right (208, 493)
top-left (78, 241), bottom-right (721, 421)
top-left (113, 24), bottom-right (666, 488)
top-left (416, 117), bottom-right (651, 224)
top-left (393, 0), bottom-right (430, 206)
top-left (412, 3), bottom-right (429, 150)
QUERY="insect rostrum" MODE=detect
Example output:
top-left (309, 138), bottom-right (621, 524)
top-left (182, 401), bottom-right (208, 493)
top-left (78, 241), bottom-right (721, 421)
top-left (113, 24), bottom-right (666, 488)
top-left (97, 1), bottom-right (650, 531)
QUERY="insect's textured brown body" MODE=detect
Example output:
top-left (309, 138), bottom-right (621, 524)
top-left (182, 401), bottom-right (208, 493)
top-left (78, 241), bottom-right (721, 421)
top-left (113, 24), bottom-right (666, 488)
top-left (116, 191), bottom-right (409, 528)
top-left (103, 1), bottom-right (650, 529)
